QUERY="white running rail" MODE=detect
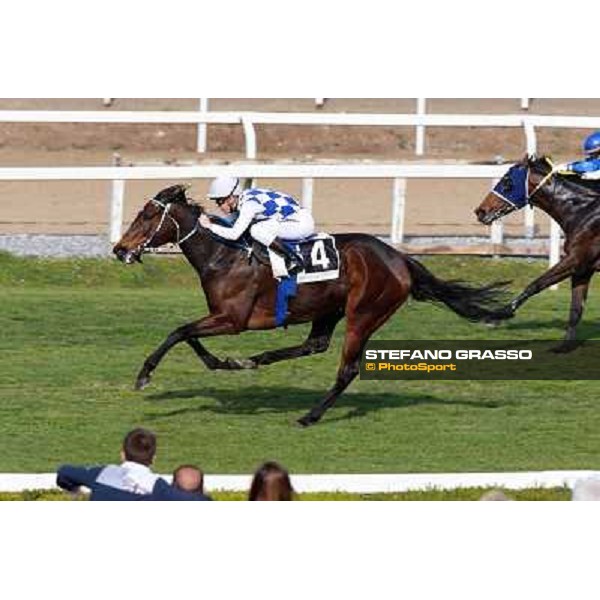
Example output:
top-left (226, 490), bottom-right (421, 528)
top-left (0, 162), bottom-right (562, 271)
top-left (0, 470), bottom-right (588, 494)
top-left (2, 107), bottom-right (599, 159)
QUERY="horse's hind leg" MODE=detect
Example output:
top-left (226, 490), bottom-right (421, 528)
top-left (297, 328), bottom-right (364, 427)
top-left (226, 311), bottom-right (344, 369)
top-left (298, 294), bottom-right (409, 427)
top-left (553, 270), bottom-right (593, 353)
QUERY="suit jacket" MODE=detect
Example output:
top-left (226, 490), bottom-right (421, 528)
top-left (57, 463), bottom-right (212, 501)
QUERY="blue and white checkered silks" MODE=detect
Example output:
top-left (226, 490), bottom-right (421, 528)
top-left (240, 188), bottom-right (301, 220)
top-left (491, 165), bottom-right (529, 209)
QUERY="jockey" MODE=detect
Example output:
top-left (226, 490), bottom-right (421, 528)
top-left (199, 176), bottom-right (315, 274)
top-left (565, 131), bottom-right (600, 179)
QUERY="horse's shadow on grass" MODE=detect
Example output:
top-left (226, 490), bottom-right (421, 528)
top-left (501, 319), bottom-right (600, 338)
top-left (143, 385), bottom-right (505, 426)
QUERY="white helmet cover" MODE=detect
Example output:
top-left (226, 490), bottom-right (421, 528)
top-left (207, 176), bottom-right (241, 199)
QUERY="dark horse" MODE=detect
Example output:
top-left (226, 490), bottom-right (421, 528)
top-left (475, 155), bottom-right (600, 350)
top-left (114, 184), bottom-right (508, 426)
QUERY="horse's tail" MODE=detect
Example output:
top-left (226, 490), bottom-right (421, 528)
top-left (404, 256), bottom-right (511, 322)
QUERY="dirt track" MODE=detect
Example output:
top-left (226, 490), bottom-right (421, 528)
top-left (0, 98), bottom-right (597, 241)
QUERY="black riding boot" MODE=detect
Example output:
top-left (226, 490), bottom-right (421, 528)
top-left (268, 238), bottom-right (305, 275)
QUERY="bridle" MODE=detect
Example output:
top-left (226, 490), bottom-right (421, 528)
top-left (138, 198), bottom-right (200, 254)
top-left (492, 158), bottom-right (557, 218)
top-left (528, 160), bottom-right (558, 201)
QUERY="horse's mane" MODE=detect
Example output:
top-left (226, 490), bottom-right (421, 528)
top-left (187, 202), bottom-right (203, 219)
top-left (527, 154), bottom-right (554, 174)
top-left (527, 154), bottom-right (600, 203)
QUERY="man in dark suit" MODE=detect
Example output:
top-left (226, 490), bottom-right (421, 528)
top-left (56, 428), bottom-right (211, 501)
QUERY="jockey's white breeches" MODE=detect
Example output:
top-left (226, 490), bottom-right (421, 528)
top-left (249, 209), bottom-right (315, 246)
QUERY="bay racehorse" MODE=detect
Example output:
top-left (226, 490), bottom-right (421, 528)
top-left (114, 184), bottom-right (508, 426)
top-left (475, 155), bottom-right (600, 351)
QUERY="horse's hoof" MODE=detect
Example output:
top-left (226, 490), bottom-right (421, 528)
top-left (225, 357), bottom-right (257, 370)
top-left (495, 308), bottom-right (515, 322)
top-left (135, 374), bottom-right (151, 391)
top-left (483, 318), bottom-right (502, 328)
top-left (297, 414), bottom-right (318, 428)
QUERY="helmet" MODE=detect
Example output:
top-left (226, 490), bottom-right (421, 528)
top-left (583, 132), bottom-right (600, 156)
top-left (207, 176), bottom-right (241, 200)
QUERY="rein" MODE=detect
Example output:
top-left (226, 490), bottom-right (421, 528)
top-left (528, 160), bottom-right (558, 201)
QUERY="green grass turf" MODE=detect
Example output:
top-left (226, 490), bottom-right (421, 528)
top-left (1, 251), bottom-right (600, 476)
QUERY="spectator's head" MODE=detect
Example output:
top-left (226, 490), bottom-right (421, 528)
top-left (572, 477), bottom-right (600, 501)
top-left (120, 428), bottom-right (157, 467)
top-left (479, 489), bottom-right (512, 501)
top-left (249, 461), bottom-right (294, 501)
top-left (172, 465), bottom-right (204, 495)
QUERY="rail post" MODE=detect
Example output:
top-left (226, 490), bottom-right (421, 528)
top-left (490, 179), bottom-right (504, 252)
top-left (301, 178), bottom-right (314, 212)
top-left (241, 114), bottom-right (257, 159)
top-left (416, 98), bottom-right (426, 156)
top-left (391, 178), bottom-right (407, 244)
top-left (523, 119), bottom-right (537, 239)
top-left (109, 153), bottom-right (125, 244)
top-left (196, 98), bottom-right (209, 153)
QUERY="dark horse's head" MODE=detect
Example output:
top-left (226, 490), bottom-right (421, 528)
top-left (113, 184), bottom-right (200, 264)
top-left (474, 155), bottom-right (554, 225)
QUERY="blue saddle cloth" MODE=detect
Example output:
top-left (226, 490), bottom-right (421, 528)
top-left (275, 275), bottom-right (298, 327)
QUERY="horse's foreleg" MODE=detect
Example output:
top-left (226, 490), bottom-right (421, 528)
top-left (232, 312), bottom-right (343, 369)
top-left (553, 271), bottom-right (593, 353)
top-left (508, 255), bottom-right (578, 314)
top-left (135, 314), bottom-right (239, 390)
top-left (186, 338), bottom-right (250, 371)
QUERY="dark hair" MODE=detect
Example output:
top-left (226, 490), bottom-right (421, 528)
top-left (248, 461), bottom-right (294, 501)
top-left (122, 428), bottom-right (157, 466)
top-left (172, 464), bottom-right (204, 495)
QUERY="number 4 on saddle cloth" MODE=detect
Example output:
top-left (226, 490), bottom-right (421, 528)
top-left (269, 234), bottom-right (340, 283)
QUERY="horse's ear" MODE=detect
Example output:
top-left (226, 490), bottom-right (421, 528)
top-left (181, 183), bottom-right (192, 200)
top-left (155, 184), bottom-right (189, 204)
top-left (172, 184), bottom-right (190, 204)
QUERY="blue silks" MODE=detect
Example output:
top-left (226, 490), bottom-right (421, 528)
top-left (568, 157), bottom-right (600, 174)
top-left (275, 275), bottom-right (298, 327)
top-left (492, 165), bottom-right (529, 208)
